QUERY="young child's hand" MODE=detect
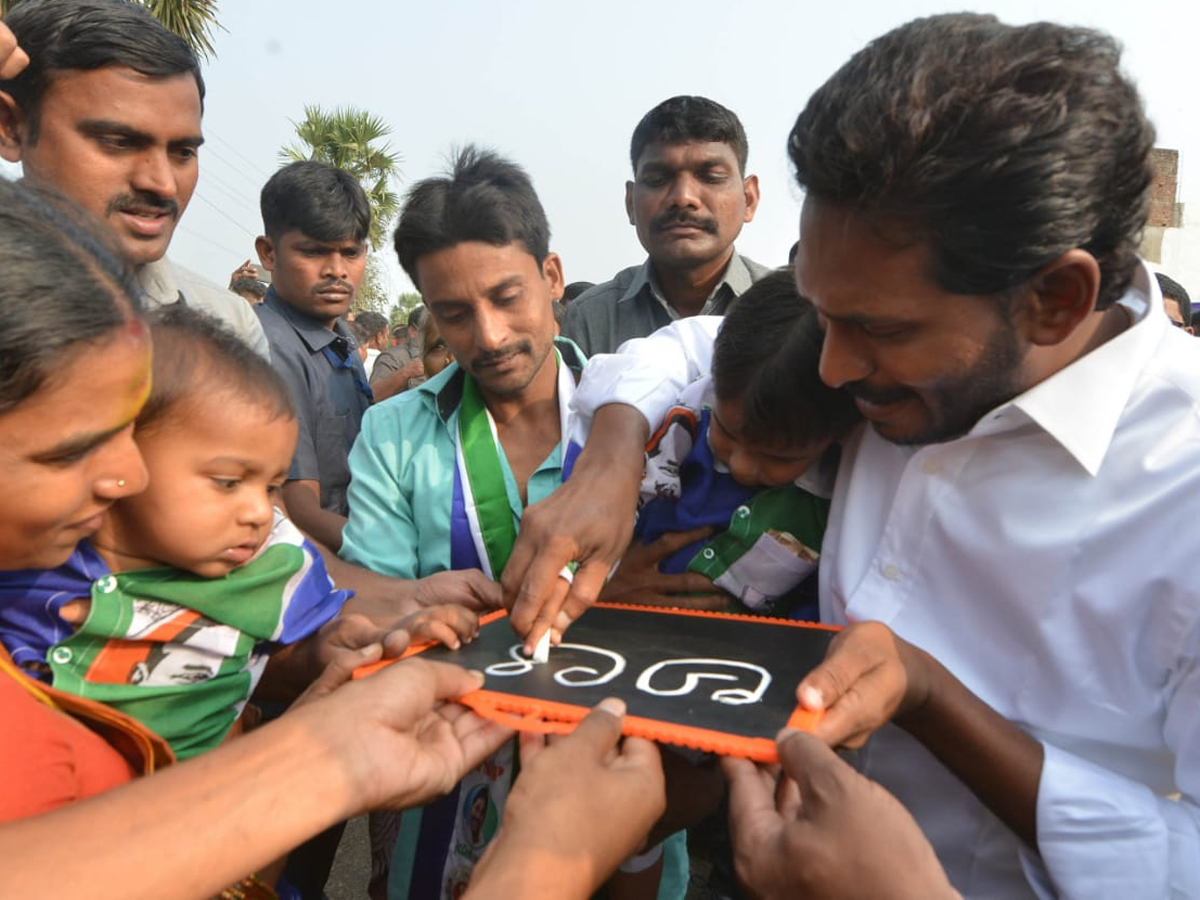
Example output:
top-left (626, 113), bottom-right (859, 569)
top-left (257, 613), bottom-right (414, 702)
top-left (600, 526), bottom-right (733, 609)
top-left (398, 604), bottom-right (480, 650)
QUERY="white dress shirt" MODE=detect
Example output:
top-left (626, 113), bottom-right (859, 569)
top-left (572, 262), bottom-right (1200, 899)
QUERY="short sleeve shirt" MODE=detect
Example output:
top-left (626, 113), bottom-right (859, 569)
top-left (255, 288), bottom-right (372, 515)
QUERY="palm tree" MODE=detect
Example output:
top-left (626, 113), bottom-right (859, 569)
top-left (140, 0), bottom-right (223, 60)
top-left (281, 105), bottom-right (403, 311)
top-left (0, 0), bottom-right (223, 60)
top-left (281, 105), bottom-right (402, 251)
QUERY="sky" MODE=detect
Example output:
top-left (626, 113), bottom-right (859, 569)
top-left (34, 0), bottom-right (1200, 303)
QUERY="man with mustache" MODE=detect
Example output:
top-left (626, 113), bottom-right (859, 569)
top-left (255, 160), bottom-right (373, 552)
top-left (341, 147), bottom-right (695, 900)
top-left (0, 0), bottom-right (267, 358)
top-left (561, 95), bottom-right (767, 356)
top-left (505, 14), bottom-right (1200, 899)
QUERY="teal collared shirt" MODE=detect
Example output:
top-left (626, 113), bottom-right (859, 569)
top-left (340, 338), bottom-right (586, 578)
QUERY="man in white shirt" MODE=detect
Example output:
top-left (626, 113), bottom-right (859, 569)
top-left (502, 13), bottom-right (1199, 899)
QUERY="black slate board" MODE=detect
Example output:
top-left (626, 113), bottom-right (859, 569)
top-left (414, 605), bottom-right (837, 760)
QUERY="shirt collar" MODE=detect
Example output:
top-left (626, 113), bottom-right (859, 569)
top-left (262, 286), bottom-right (349, 352)
top-left (620, 251), bottom-right (753, 318)
top-left (135, 257), bottom-right (182, 306)
top-left (973, 260), bottom-right (1164, 476)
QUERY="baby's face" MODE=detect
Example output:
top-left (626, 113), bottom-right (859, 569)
top-left (97, 395), bottom-right (298, 577)
top-left (708, 397), bottom-right (831, 488)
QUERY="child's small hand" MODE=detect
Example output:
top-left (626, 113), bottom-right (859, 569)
top-left (398, 604), bottom-right (480, 650)
top-left (314, 613), bottom-right (413, 668)
top-left (259, 614), bottom-right (414, 703)
top-left (600, 526), bottom-right (733, 609)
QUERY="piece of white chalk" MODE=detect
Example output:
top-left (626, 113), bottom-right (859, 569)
top-left (532, 629), bottom-right (551, 664)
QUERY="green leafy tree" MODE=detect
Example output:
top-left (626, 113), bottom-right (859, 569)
top-left (0, 0), bottom-right (224, 60)
top-left (389, 293), bottom-right (424, 329)
top-left (280, 105), bottom-right (402, 312)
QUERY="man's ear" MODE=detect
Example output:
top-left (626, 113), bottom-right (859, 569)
top-left (1018, 249), bottom-right (1102, 346)
top-left (254, 235), bottom-right (276, 272)
top-left (742, 174), bottom-right (760, 223)
top-left (625, 181), bottom-right (636, 226)
top-left (542, 252), bottom-right (565, 298)
top-left (0, 91), bottom-right (28, 163)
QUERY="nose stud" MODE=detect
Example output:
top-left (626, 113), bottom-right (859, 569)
top-left (117, 479), bottom-right (126, 487)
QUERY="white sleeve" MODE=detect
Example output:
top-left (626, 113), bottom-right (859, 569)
top-left (570, 316), bottom-right (721, 436)
top-left (1019, 650), bottom-right (1200, 899)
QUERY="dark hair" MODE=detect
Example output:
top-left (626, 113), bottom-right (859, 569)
top-left (713, 270), bottom-right (860, 447)
top-left (562, 281), bottom-right (593, 304)
top-left (1, 0), bottom-right (205, 141)
top-left (788, 14), bottom-right (1154, 311)
top-left (630, 96), bottom-right (749, 175)
top-left (1156, 273), bottom-right (1192, 321)
top-left (138, 305), bottom-right (295, 433)
top-left (0, 178), bottom-right (142, 413)
top-left (260, 160), bottom-right (371, 244)
top-left (354, 310), bottom-right (389, 342)
top-left (406, 304), bottom-right (428, 330)
top-left (393, 145), bottom-right (551, 288)
top-left (230, 277), bottom-right (266, 300)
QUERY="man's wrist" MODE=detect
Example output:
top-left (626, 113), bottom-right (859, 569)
top-left (469, 836), bottom-right (595, 900)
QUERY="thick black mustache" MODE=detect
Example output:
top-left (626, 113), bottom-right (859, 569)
top-left (650, 211), bottom-right (718, 234)
top-left (844, 382), bottom-right (914, 405)
top-left (106, 191), bottom-right (179, 219)
top-left (312, 279), bottom-right (355, 296)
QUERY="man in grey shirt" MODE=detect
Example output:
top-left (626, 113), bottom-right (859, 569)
top-left (370, 304), bottom-right (427, 400)
top-left (562, 95), bottom-right (769, 356)
top-left (254, 161), bottom-right (372, 552)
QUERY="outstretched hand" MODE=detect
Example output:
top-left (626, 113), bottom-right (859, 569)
top-left (295, 652), bottom-right (513, 813)
top-left (501, 405), bottom-right (649, 652)
top-left (599, 526), bottom-right (732, 610)
top-left (468, 699), bottom-right (666, 899)
top-left (796, 621), bottom-right (936, 749)
top-left (723, 731), bottom-right (960, 900)
top-left (397, 603), bottom-right (480, 650)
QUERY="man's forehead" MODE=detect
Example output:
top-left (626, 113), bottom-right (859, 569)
top-left (41, 65), bottom-right (203, 136)
top-left (47, 64), bottom-right (201, 105)
top-left (635, 140), bottom-right (739, 172)
top-left (795, 200), bottom-right (938, 313)
top-left (285, 232), bottom-right (365, 250)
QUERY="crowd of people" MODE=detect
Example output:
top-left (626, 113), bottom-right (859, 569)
top-left (0, 1), bottom-right (1196, 899)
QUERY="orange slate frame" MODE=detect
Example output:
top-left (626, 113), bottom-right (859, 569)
top-left (355, 603), bottom-right (840, 763)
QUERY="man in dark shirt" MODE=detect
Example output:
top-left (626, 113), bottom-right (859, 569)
top-left (562, 95), bottom-right (768, 355)
top-left (254, 160), bottom-right (372, 551)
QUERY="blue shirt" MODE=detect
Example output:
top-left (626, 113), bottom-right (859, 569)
top-left (256, 288), bottom-right (372, 515)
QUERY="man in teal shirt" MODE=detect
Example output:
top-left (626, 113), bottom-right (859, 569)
top-left (341, 147), bottom-right (687, 900)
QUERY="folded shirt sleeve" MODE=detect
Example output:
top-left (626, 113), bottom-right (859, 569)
top-left (571, 316), bottom-right (722, 436)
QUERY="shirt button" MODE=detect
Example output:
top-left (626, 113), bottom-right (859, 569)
top-left (702, 548), bottom-right (716, 560)
top-left (95, 575), bottom-right (118, 594)
top-left (921, 459), bottom-right (942, 475)
top-left (51, 647), bottom-right (73, 665)
top-left (735, 506), bottom-right (751, 518)
top-left (881, 564), bottom-right (903, 581)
